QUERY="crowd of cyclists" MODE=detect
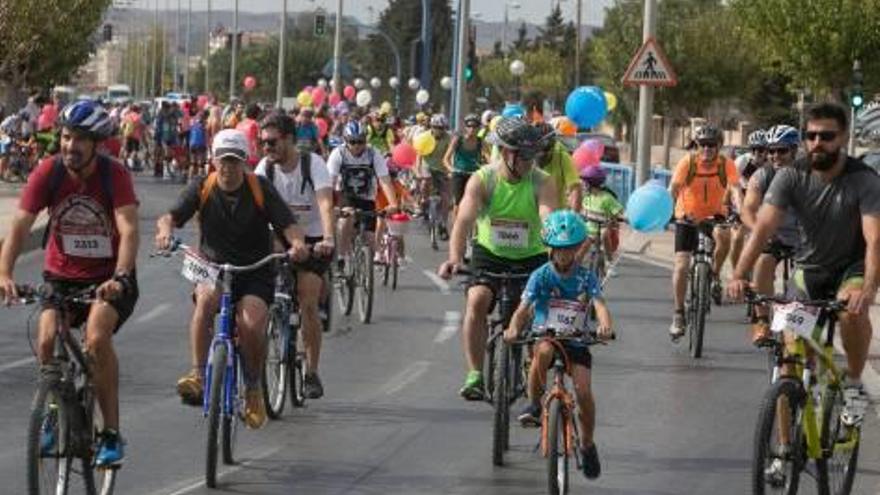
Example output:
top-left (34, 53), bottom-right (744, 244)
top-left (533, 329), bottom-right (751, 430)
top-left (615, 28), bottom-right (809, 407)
top-left (0, 85), bottom-right (876, 491)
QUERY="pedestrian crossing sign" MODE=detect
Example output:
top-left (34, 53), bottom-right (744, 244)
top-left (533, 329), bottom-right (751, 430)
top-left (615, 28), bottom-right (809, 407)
top-left (621, 37), bottom-right (678, 88)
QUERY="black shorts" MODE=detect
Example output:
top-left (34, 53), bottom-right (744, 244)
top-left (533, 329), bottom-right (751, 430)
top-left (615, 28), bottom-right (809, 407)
top-left (229, 266), bottom-right (275, 308)
top-left (41, 272), bottom-right (139, 333)
top-left (673, 222), bottom-right (714, 253)
top-left (430, 169), bottom-right (449, 195)
top-left (468, 243), bottom-right (547, 299)
top-left (762, 238), bottom-right (796, 262)
top-left (562, 343), bottom-right (592, 369)
top-left (791, 260), bottom-right (865, 301)
top-left (451, 172), bottom-right (472, 205)
top-left (340, 196), bottom-right (377, 232)
top-left (293, 237), bottom-right (331, 276)
top-left (125, 137), bottom-right (140, 153)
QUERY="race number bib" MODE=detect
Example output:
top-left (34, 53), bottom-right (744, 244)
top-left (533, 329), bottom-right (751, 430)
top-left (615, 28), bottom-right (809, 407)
top-left (61, 234), bottom-right (113, 258)
top-left (546, 299), bottom-right (587, 336)
top-left (289, 204), bottom-right (312, 224)
top-left (771, 302), bottom-right (819, 338)
top-left (490, 219), bottom-right (529, 249)
top-left (181, 252), bottom-right (220, 286)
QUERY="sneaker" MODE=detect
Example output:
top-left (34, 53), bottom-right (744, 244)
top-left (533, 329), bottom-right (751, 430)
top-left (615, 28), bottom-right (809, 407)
top-left (765, 458), bottom-right (786, 487)
top-left (304, 372), bottom-right (324, 399)
top-left (712, 277), bottom-right (723, 305)
top-left (580, 443), bottom-right (601, 480)
top-left (459, 370), bottom-right (485, 401)
top-left (517, 403), bottom-right (541, 427)
top-left (751, 319), bottom-right (774, 347)
top-left (94, 429), bottom-right (125, 467)
top-left (669, 312), bottom-right (686, 341)
top-left (243, 388), bottom-right (267, 429)
top-left (39, 408), bottom-right (58, 456)
top-left (176, 370), bottom-right (204, 406)
top-left (841, 384), bottom-right (868, 426)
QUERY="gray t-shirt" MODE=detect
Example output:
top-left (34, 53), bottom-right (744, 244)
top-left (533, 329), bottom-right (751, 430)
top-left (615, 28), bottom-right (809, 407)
top-left (764, 157), bottom-right (880, 271)
top-left (753, 165), bottom-right (801, 248)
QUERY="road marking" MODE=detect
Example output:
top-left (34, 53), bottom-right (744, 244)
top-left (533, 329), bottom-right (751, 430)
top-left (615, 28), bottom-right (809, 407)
top-left (379, 360), bottom-right (430, 396)
top-left (0, 356), bottom-right (34, 373)
top-left (434, 311), bottom-right (461, 343)
top-left (422, 269), bottom-right (451, 295)
top-left (134, 302), bottom-right (172, 325)
top-left (158, 446), bottom-right (281, 495)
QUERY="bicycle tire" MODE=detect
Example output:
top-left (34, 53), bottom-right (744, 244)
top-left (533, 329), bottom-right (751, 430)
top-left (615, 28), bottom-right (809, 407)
top-left (357, 243), bottom-right (375, 324)
top-left (289, 332), bottom-right (306, 407)
top-left (381, 246), bottom-right (390, 287)
top-left (321, 271), bottom-right (333, 333)
top-left (752, 377), bottom-right (805, 495)
top-left (690, 263), bottom-right (710, 358)
top-left (222, 356), bottom-right (242, 465)
top-left (547, 396), bottom-right (569, 495)
top-left (262, 309), bottom-right (288, 420)
top-left (484, 335), bottom-right (496, 401)
top-left (334, 256), bottom-right (354, 317)
top-left (205, 344), bottom-right (226, 488)
top-left (816, 386), bottom-right (860, 495)
top-left (492, 342), bottom-right (510, 466)
top-left (391, 239), bottom-right (399, 291)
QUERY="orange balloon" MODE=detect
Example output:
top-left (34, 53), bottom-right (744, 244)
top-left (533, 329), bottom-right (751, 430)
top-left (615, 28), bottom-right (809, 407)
top-left (554, 117), bottom-right (577, 137)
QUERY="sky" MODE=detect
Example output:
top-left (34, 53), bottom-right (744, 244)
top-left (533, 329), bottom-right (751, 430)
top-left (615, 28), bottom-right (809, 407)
top-left (135, 0), bottom-right (615, 26)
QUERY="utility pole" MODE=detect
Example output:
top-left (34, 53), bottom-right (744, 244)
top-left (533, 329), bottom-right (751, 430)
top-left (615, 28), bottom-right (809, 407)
top-left (174, 0), bottom-right (180, 92)
top-left (150, 0), bottom-right (157, 96)
top-left (160, 0), bottom-right (168, 94)
top-left (205, 0), bottom-right (211, 95)
top-left (574, 0), bottom-right (582, 87)
top-left (276, 0), bottom-right (287, 108)
top-left (635, 0), bottom-right (656, 186)
top-left (229, 0), bottom-right (239, 100)
top-left (452, 0), bottom-right (469, 133)
top-left (332, 0), bottom-right (343, 96)
top-left (184, 0), bottom-right (191, 93)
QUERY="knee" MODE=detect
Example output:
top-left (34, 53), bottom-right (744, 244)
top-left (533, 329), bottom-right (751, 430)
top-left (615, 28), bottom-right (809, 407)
top-left (673, 253), bottom-right (690, 274)
top-left (466, 287), bottom-right (492, 315)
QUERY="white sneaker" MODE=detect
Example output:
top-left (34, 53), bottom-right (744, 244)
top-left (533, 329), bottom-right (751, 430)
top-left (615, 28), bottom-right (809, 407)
top-left (841, 385), bottom-right (868, 426)
top-left (669, 313), bottom-right (685, 341)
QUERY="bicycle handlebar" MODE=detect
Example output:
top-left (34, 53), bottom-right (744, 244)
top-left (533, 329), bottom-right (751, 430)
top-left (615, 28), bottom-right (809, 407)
top-left (11, 283), bottom-right (97, 306)
top-left (744, 288), bottom-right (847, 313)
top-left (151, 237), bottom-right (293, 273)
top-left (453, 267), bottom-right (532, 281)
top-left (511, 329), bottom-right (614, 347)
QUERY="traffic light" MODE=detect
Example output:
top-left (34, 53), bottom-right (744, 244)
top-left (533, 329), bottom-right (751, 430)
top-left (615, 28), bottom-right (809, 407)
top-left (851, 60), bottom-right (864, 110)
top-left (314, 11), bottom-right (327, 37)
top-left (103, 24), bottom-right (113, 42)
top-left (465, 25), bottom-right (476, 83)
top-left (464, 66), bottom-right (473, 82)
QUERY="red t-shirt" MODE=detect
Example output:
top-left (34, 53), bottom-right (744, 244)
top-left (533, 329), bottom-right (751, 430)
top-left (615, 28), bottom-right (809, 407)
top-left (98, 136), bottom-right (122, 159)
top-left (20, 156), bottom-right (138, 280)
top-left (235, 118), bottom-right (260, 167)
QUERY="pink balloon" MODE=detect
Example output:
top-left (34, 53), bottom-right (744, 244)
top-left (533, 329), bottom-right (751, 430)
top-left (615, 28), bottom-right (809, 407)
top-left (573, 144), bottom-right (598, 170)
top-left (197, 95), bottom-right (209, 109)
top-left (343, 85), bottom-right (356, 100)
top-left (243, 76), bottom-right (257, 90)
top-left (391, 143), bottom-right (418, 169)
top-left (328, 92), bottom-right (342, 106)
top-left (311, 87), bottom-right (326, 107)
top-left (584, 139), bottom-right (605, 162)
top-left (315, 118), bottom-right (329, 139)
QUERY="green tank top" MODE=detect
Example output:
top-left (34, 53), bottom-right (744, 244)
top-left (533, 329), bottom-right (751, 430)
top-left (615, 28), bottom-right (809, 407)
top-left (475, 164), bottom-right (547, 259)
top-left (453, 135), bottom-right (482, 174)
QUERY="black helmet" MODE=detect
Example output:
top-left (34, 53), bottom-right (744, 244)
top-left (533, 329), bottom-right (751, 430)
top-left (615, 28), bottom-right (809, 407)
top-left (463, 113), bottom-right (480, 127)
top-left (488, 117), bottom-right (543, 150)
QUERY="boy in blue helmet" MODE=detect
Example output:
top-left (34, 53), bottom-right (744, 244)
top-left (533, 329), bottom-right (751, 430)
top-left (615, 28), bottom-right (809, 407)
top-left (504, 209), bottom-right (614, 480)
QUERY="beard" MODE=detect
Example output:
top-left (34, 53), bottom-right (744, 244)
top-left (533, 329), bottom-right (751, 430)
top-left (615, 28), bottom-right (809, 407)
top-left (809, 148), bottom-right (840, 171)
top-left (63, 150), bottom-right (88, 171)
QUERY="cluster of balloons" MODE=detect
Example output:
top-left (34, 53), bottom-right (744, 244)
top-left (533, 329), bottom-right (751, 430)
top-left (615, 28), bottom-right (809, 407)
top-left (550, 116), bottom-right (577, 137)
top-left (626, 181), bottom-right (673, 233)
top-left (564, 86), bottom-right (618, 130)
top-left (412, 131), bottom-right (436, 156)
top-left (572, 139), bottom-right (605, 170)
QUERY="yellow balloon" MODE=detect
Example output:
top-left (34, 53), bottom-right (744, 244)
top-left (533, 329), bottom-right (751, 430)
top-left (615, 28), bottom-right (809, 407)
top-left (604, 91), bottom-right (618, 112)
top-left (297, 91), bottom-right (313, 107)
top-left (380, 101), bottom-right (393, 115)
top-left (489, 115), bottom-right (503, 132)
top-left (413, 131), bottom-right (437, 156)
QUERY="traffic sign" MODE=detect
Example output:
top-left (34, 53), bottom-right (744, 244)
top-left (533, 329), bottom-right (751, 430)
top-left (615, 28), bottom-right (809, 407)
top-left (621, 37), bottom-right (677, 87)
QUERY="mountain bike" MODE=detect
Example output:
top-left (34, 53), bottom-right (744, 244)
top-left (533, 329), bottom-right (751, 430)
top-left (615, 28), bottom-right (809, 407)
top-left (335, 208), bottom-right (377, 324)
top-left (679, 218), bottom-right (729, 358)
top-left (378, 213), bottom-right (410, 290)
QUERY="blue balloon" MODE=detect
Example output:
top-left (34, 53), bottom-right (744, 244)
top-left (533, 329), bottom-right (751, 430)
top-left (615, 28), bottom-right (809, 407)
top-left (626, 183), bottom-right (673, 233)
top-left (502, 103), bottom-right (525, 119)
top-left (565, 86), bottom-right (608, 130)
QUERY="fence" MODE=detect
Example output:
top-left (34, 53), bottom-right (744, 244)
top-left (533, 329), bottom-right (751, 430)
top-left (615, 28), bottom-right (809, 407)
top-left (599, 163), bottom-right (672, 206)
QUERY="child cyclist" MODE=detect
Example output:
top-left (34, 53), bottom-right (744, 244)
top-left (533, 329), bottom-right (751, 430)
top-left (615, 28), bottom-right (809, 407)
top-left (580, 166), bottom-right (624, 265)
top-left (504, 209), bottom-right (614, 480)
top-left (375, 160), bottom-right (415, 263)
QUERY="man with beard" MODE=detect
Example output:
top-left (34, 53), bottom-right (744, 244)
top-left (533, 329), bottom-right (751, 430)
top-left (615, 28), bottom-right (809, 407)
top-left (729, 103), bottom-right (880, 426)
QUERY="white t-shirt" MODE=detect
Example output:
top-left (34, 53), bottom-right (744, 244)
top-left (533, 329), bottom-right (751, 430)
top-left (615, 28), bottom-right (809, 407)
top-left (255, 153), bottom-right (330, 239)
top-left (326, 145), bottom-right (389, 200)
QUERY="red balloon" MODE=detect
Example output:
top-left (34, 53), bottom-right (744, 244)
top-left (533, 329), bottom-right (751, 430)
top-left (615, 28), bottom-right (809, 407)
top-left (311, 87), bottom-right (326, 107)
top-left (343, 85), bottom-right (356, 100)
top-left (243, 76), bottom-right (257, 90)
top-left (328, 92), bottom-right (342, 106)
top-left (573, 143), bottom-right (599, 170)
top-left (315, 118), bottom-right (329, 139)
top-left (391, 143), bottom-right (418, 169)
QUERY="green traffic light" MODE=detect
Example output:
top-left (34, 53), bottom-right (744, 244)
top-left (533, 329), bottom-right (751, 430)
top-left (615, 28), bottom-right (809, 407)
top-left (465, 66), bottom-right (473, 81)
top-left (852, 94), bottom-right (864, 108)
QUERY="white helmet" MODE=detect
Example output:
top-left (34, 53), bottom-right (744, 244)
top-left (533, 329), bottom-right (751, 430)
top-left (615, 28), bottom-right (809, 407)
top-left (430, 113), bottom-right (448, 128)
top-left (481, 110), bottom-right (496, 127)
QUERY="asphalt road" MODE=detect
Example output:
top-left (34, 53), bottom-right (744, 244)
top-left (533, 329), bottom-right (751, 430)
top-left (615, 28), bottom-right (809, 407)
top-left (0, 175), bottom-right (878, 494)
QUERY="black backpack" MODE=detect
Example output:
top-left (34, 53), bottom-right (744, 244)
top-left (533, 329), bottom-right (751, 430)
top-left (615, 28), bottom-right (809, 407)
top-left (42, 155), bottom-right (115, 248)
top-left (265, 153), bottom-right (314, 194)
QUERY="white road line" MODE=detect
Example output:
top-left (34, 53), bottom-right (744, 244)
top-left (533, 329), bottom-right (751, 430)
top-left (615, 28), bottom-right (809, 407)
top-left (422, 269), bottom-right (451, 295)
top-left (380, 360), bottom-right (430, 396)
top-left (159, 446), bottom-right (281, 495)
top-left (433, 311), bottom-right (461, 343)
top-left (134, 302), bottom-right (172, 325)
top-left (0, 356), bottom-right (35, 373)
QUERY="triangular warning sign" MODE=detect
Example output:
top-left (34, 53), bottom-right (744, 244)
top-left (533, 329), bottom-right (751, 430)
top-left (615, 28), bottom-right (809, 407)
top-left (621, 37), bottom-right (678, 87)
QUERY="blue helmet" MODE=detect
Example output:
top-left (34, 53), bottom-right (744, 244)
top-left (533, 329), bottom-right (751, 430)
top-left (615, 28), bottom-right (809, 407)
top-left (765, 125), bottom-right (800, 148)
top-left (59, 100), bottom-right (113, 140)
top-left (343, 120), bottom-right (366, 141)
top-left (542, 210), bottom-right (588, 248)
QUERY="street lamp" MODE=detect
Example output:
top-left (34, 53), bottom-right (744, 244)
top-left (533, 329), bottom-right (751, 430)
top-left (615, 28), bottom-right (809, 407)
top-left (509, 59), bottom-right (525, 102)
top-left (502, 1), bottom-right (521, 56)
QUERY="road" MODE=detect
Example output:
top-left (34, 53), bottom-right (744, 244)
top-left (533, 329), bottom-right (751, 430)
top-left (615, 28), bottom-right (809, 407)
top-left (0, 175), bottom-right (878, 494)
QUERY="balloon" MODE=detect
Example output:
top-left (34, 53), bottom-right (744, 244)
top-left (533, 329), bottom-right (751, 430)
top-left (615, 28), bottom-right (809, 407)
top-left (389, 77), bottom-right (400, 89)
top-left (415, 89), bottom-right (430, 106)
top-left (502, 103), bottom-right (525, 119)
top-left (440, 76), bottom-right (452, 90)
top-left (572, 146), bottom-right (595, 170)
top-left (317, 78), bottom-right (328, 88)
top-left (356, 89), bottom-right (372, 108)
top-left (303, 86), bottom-right (314, 94)
top-left (315, 118), bottom-right (329, 139)
top-left (553, 116), bottom-right (577, 137)
top-left (604, 91), bottom-right (618, 112)
top-left (243, 76), bottom-right (257, 90)
top-left (297, 91), bottom-right (313, 107)
top-left (380, 101), bottom-right (393, 115)
top-left (354, 78), bottom-right (366, 89)
top-left (584, 139), bottom-right (605, 163)
top-left (328, 92), bottom-right (342, 106)
top-left (489, 115), bottom-right (503, 132)
top-left (370, 77), bottom-right (382, 89)
top-left (408, 78), bottom-right (420, 90)
top-left (311, 87), bottom-right (326, 107)
top-left (626, 182), bottom-right (674, 233)
top-left (412, 131), bottom-right (437, 156)
top-left (565, 86), bottom-right (608, 129)
top-left (343, 85), bottom-right (356, 100)
top-left (391, 143), bottom-right (418, 168)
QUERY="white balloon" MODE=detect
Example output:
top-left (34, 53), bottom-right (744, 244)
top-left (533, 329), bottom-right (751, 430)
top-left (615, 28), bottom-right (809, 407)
top-left (370, 77), bottom-right (382, 89)
top-left (415, 89), bottom-right (430, 105)
top-left (356, 89), bottom-right (372, 108)
top-left (389, 77), bottom-right (400, 89)
top-left (408, 77), bottom-right (421, 90)
top-left (440, 76), bottom-right (452, 90)
top-left (509, 59), bottom-right (526, 76)
top-left (317, 78), bottom-right (327, 88)
top-left (354, 78), bottom-right (366, 89)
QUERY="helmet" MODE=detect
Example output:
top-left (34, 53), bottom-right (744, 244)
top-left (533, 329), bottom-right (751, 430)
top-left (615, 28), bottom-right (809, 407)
top-left (765, 124), bottom-right (800, 148)
top-left (488, 117), bottom-right (543, 150)
top-left (694, 124), bottom-right (722, 143)
top-left (747, 129), bottom-right (767, 147)
top-left (430, 113), bottom-right (448, 128)
top-left (463, 113), bottom-right (480, 127)
top-left (343, 121), bottom-right (366, 140)
top-left (59, 100), bottom-right (113, 140)
top-left (534, 123), bottom-right (556, 152)
top-left (415, 112), bottom-right (428, 124)
top-left (542, 210), bottom-right (588, 248)
top-left (481, 110), bottom-right (496, 127)
top-left (579, 165), bottom-right (607, 187)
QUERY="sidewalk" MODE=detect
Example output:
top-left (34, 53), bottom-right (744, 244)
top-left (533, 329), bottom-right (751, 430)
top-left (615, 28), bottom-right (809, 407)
top-left (0, 182), bottom-right (48, 252)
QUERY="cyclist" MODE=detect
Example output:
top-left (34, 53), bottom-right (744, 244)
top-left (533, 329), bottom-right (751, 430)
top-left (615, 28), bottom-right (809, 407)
top-left (155, 129), bottom-right (309, 429)
top-left (503, 210), bottom-right (613, 480)
top-left (740, 125), bottom-right (802, 346)
top-left (120, 103), bottom-right (145, 171)
top-left (730, 129), bottom-right (768, 270)
top-left (366, 110), bottom-right (394, 156)
top-left (327, 121), bottom-right (400, 262)
top-left (437, 117), bottom-right (557, 400)
top-left (581, 166), bottom-right (625, 267)
top-left (533, 123), bottom-right (582, 211)
top-left (296, 107), bottom-right (327, 158)
top-left (668, 124), bottom-right (741, 340)
top-left (443, 113), bottom-right (484, 224)
top-left (188, 110), bottom-right (209, 180)
top-left (0, 100), bottom-right (140, 467)
top-left (729, 103), bottom-right (880, 426)
top-left (235, 103), bottom-right (261, 168)
top-left (254, 112), bottom-right (334, 399)
top-left (417, 114), bottom-right (453, 240)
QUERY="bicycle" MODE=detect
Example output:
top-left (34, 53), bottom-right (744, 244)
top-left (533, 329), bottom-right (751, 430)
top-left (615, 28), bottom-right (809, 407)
top-left (746, 292), bottom-right (861, 495)
top-left (377, 212), bottom-right (411, 291)
top-left (426, 193), bottom-right (444, 251)
top-left (335, 208), bottom-right (377, 324)
top-left (15, 283), bottom-right (119, 495)
top-left (155, 239), bottom-right (288, 488)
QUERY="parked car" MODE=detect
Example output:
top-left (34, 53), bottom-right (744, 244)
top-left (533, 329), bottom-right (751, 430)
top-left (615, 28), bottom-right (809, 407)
top-left (562, 133), bottom-right (620, 163)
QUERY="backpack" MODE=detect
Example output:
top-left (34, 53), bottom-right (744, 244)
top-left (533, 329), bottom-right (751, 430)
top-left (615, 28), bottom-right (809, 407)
top-left (42, 155), bottom-right (115, 248)
top-left (685, 153), bottom-right (728, 188)
top-left (265, 153), bottom-right (314, 195)
top-left (199, 171), bottom-right (265, 211)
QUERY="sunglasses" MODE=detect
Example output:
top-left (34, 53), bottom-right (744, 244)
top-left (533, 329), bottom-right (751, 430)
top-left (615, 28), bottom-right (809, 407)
top-left (751, 146), bottom-right (767, 153)
top-left (260, 138), bottom-right (279, 148)
top-left (347, 139), bottom-right (366, 146)
top-left (805, 130), bottom-right (838, 142)
top-left (515, 148), bottom-right (538, 161)
top-left (698, 141), bottom-right (718, 149)
top-left (767, 147), bottom-right (791, 156)
top-left (465, 124), bottom-right (479, 129)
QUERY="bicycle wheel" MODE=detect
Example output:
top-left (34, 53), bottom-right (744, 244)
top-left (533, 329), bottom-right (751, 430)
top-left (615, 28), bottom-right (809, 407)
top-left (752, 378), bottom-right (805, 495)
top-left (391, 239), bottom-right (400, 291)
top-left (222, 354), bottom-right (242, 465)
top-left (205, 344), bottom-right (227, 488)
top-left (547, 396), bottom-right (569, 495)
top-left (356, 243), bottom-right (375, 324)
top-left (817, 386), bottom-right (860, 495)
top-left (381, 241), bottom-right (390, 287)
top-left (334, 255), bottom-right (354, 316)
top-left (492, 342), bottom-right (510, 466)
top-left (289, 329), bottom-right (306, 408)
top-left (262, 308), bottom-right (288, 420)
top-left (690, 263), bottom-right (710, 358)
top-left (321, 271), bottom-right (333, 333)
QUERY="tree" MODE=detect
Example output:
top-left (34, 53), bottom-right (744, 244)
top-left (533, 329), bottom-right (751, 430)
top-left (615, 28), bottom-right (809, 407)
top-left (478, 47), bottom-right (565, 104)
top-left (513, 22), bottom-right (529, 52)
top-left (537, 5), bottom-right (566, 52)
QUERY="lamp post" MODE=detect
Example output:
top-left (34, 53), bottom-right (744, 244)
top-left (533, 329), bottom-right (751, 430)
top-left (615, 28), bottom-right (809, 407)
top-left (502, 2), bottom-right (521, 56)
top-left (229, 0), bottom-right (239, 100)
top-left (276, 0), bottom-right (287, 108)
top-left (509, 59), bottom-right (525, 102)
top-left (205, 0), bottom-right (211, 95)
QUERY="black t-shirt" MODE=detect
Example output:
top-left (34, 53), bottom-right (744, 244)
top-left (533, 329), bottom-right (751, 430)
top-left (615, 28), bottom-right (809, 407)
top-left (170, 175), bottom-right (296, 266)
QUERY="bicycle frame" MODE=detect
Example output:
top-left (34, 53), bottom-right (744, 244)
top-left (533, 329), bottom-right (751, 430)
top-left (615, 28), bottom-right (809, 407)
top-left (203, 269), bottom-right (240, 420)
top-left (540, 340), bottom-right (578, 458)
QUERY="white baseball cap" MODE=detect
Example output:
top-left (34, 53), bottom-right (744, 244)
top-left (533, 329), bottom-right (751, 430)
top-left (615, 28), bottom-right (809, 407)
top-left (212, 129), bottom-right (249, 161)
